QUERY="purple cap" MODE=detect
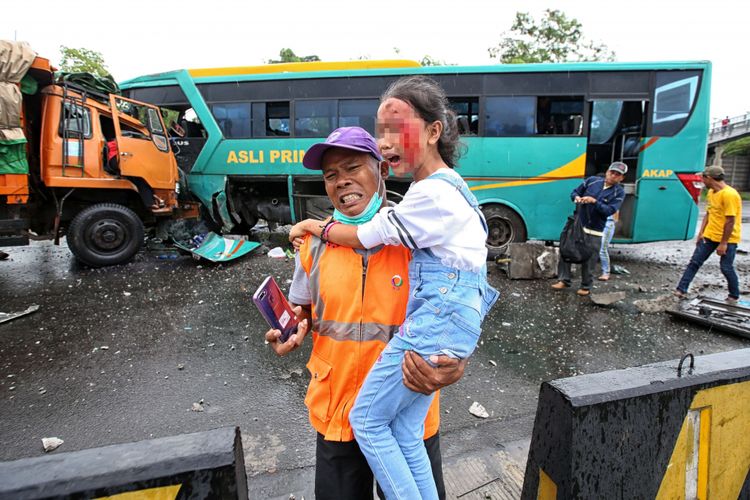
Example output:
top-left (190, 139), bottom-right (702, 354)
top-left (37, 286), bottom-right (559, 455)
top-left (302, 127), bottom-right (382, 170)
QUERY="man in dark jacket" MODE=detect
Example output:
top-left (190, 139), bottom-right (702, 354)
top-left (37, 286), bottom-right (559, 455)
top-left (552, 161), bottom-right (627, 296)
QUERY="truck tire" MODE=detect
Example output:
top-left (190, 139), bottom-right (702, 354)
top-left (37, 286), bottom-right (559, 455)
top-left (482, 204), bottom-right (527, 260)
top-left (67, 203), bottom-right (144, 267)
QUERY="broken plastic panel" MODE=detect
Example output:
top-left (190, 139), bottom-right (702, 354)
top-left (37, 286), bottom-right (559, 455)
top-left (173, 232), bottom-right (260, 263)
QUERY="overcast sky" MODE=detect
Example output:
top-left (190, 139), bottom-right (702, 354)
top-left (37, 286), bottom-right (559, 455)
top-left (5, 0), bottom-right (748, 121)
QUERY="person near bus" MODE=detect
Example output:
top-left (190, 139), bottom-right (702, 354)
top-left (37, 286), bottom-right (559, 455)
top-left (552, 162), bottom-right (627, 296)
top-left (265, 126), bottom-right (465, 500)
top-left (290, 77), bottom-right (499, 500)
top-left (674, 165), bottom-right (742, 303)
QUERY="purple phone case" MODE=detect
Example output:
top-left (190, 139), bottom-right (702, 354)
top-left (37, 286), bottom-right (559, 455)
top-left (253, 276), bottom-right (299, 342)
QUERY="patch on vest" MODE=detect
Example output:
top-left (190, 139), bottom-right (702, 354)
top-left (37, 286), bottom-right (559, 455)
top-left (391, 274), bottom-right (403, 289)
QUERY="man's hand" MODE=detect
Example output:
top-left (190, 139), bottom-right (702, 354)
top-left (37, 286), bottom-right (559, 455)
top-left (264, 306), bottom-right (309, 356)
top-left (580, 196), bottom-right (597, 204)
top-left (291, 237), bottom-right (305, 252)
top-left (402, 351), bottom-right (467, 395)
top-left (717, 242), bottom-right (728, 256)
top-left (696, 234), bottom-right (704, 246)
top-left (574, 196), bottom-right (583, 204)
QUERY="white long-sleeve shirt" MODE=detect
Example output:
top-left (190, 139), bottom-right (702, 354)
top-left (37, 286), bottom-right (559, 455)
top-left (357, 168), bottom-right (487, 272)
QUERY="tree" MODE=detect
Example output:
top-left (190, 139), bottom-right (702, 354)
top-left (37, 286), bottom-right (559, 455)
top-left (724, 137), bottom-right (750, 157)
top-left (59, 46), bottom-right (111, 76)
top-left (268, 48), bottom-right (320, 64)
top-left (488, 10), bottom-right (615, 64)
top-left (420, 55), bottom-right (451, 67)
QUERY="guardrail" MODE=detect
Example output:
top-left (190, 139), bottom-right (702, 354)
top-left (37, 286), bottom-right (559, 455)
top-left (709, 113), bottom-right (750, 142)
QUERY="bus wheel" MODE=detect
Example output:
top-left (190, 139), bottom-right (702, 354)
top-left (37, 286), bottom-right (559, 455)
top-left (67, 203), bottom-right (144, 267)
top-left (481, 204), bottom-right (527, 259)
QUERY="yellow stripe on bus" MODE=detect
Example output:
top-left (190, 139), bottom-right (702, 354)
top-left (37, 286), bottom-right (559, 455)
top-left (95, 484), bottom-right (182, 500)
top-left (468, 153), bottom-right (586, 192)
top-left (188, 59), bottom-right (421, 78)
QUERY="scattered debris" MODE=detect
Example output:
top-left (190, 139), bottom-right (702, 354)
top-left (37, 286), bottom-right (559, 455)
top-left (267, 247), bottom-right (286, 259)
top-left (611, 264), bottom-right (630, 275)
top-left (634, 294), bottom-right (680, 314)
top-left (469, 401), bottom-right (489, 418)
top-left (123, 291), bottom-right (132, 297)
top-left (100, 346), bottom-right (109, 350)
top-left (173, 232), bottom-right (261, 263)
top-left (667, 296), bottom-right (750, 339)
top-left (41, 437), bottom-right (64, 452)
top-left (488, 360), bottom-right (497, 367)
top-left (0, 250), bottom-right (9, 260)
top-left (590, 291), bottom-right (627, 306)
top-left (191, 401), bottom-right (205, 412)
top-left (177, 364), bottom-right (185, 370)
top-left (0, 304), bottom-right (40, 324)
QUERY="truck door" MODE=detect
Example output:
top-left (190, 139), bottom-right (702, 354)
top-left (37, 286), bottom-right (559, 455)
top-left (108, 95), bottom-right (177, 192)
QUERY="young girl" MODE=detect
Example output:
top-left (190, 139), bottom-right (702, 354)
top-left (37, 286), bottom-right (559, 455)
top-left (289, 76), bottom-right (499, 500)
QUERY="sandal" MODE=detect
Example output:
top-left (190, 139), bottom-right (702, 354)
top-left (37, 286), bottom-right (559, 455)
top-left (576, 289), bottom-right (591, 296)
top-left (597, 275), bottom-right (610, 281)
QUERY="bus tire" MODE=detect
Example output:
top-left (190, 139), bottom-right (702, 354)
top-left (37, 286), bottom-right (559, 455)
top-left (481, 204), bottom-right (527, 259)
top-left (67, 203), bottom-right (144, 267)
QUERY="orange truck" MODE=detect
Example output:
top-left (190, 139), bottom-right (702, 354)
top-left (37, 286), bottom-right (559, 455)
top-left (0, 41), bottom-right (192, 266)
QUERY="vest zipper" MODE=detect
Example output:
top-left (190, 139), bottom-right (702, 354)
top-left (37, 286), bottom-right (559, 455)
top-left (360, 254), bottom-right (367, 342)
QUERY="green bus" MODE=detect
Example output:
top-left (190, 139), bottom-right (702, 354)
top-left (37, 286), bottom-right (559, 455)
top-left (120, 59), bottom-right (710, 257)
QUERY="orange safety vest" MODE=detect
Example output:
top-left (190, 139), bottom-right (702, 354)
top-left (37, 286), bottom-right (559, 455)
top-left (299, 236), bottom-right (440, 441)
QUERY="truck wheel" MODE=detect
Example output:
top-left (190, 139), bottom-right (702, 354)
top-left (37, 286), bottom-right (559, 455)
top-left (67, 203), bottom-right (144, 267)
top-left (481, 204), bottom-right (527, 259)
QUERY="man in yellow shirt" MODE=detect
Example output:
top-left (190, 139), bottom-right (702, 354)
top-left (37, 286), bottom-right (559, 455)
top-left (675, 165), bottom-right (742, 302)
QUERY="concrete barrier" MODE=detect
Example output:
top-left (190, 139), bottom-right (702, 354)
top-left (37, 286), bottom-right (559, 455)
top-left (521, 349), bottom-right (750, 499)
top-left (0, 426), bottom-right (247, 499)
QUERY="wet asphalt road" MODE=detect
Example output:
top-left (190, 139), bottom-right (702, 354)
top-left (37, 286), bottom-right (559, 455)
top-left (1, 216), bottom-right (749, 494)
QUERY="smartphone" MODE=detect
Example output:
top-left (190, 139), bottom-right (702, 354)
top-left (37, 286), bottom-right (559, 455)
top-left (253, 276), bottom-right (299, 342)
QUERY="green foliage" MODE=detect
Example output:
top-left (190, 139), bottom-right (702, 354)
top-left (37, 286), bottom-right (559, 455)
top-left (268, 48), bottom-right (320, 64)
top-left (489, 10), bottom-right (615, 64)
top-left (420, 55), bottom-right (453, 67)
top-left (723, 137), bottom-right (750, 157)
top-left (59, 46), bottom-right (111, 77)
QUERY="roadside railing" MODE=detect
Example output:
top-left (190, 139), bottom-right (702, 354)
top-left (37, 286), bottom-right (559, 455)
top-left (709, 113), bottom-right (750, 141)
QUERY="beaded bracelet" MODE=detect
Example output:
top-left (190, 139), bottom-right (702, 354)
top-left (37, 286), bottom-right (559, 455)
top-left (321, 220), bottom-right (340, 242)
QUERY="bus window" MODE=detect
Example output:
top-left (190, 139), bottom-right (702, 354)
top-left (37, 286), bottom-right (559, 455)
top-left (449, 97), bottom-right (479, 135)
top-left (536, 96), bottom-right (584, 135)
top-left (652, 71), bottom-right (699, 136)
top-left (181, 108), bottom-right (205, 138)
top-left (252, 102), bottom-right (290, 137)
top-left (211, 103), bottom-right (252, 138)
top-left (485, 96), bottom-right (535, 137)
top-left (339, 99), bottom-right (378, 134)
top-left (295, 100), bottom-right (337, 137)
top-left (590, 101), bottom-right (623, 144)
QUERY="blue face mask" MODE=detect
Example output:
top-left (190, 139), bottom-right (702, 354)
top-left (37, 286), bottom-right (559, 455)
top-left (333, 181), bottom-right (384, 225)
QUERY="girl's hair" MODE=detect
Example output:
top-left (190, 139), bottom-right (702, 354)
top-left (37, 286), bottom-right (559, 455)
top-left (380, 75), bottom-right (464, 168)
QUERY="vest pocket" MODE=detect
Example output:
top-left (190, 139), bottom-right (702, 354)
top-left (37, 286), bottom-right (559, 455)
top-left (305, 354), bottom-right (332, 424)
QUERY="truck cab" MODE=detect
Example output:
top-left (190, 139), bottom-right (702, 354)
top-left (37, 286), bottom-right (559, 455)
top-left (0, 41), bottom-right (192, 267)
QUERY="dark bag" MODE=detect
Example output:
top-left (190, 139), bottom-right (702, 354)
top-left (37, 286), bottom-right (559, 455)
top-left (559, 210), bottom-right (593, 263)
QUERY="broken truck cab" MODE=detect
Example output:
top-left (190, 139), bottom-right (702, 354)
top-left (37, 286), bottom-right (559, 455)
top-left (0, 41), bottom-right (196, 267)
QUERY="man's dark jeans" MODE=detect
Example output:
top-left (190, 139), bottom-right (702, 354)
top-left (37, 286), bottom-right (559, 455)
top-left (557, 232), bottom-right (602, 290)
top-left (676, 238), bottom-right (740, 299)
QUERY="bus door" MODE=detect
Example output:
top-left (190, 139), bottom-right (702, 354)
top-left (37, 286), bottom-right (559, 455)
top-left (586, 99), bottom-right (648, 240)
top-left (109, 95), bottom-right (177, 197)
